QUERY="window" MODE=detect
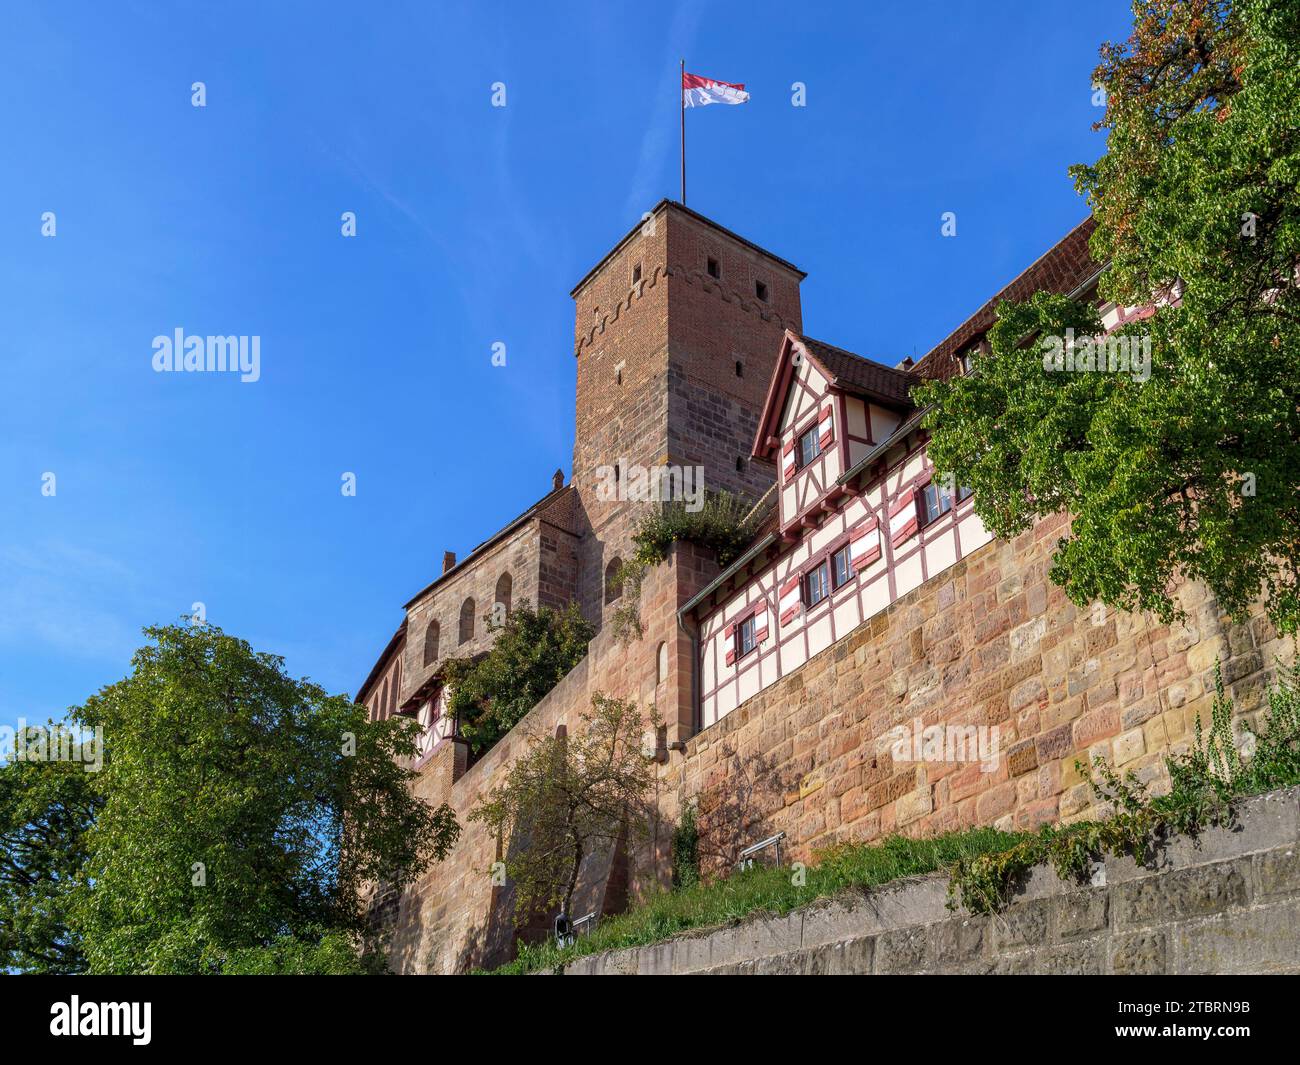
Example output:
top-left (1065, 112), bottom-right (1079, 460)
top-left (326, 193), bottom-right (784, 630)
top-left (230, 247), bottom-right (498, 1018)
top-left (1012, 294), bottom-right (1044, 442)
top-left (920, 481), bottom-right (952, 526)
top-left (632, 262), bottom-right (642, 284)
top-left (423, 620), bottom-right (440, 667)
top-left (736, 615), bottom-right (757, 659)
top-left (605, 558), bottom-right (623, 604)
top-left (919, 480), bottom-right (970, 526)
top-left (755, 280), bottom-right (768, 302)
top-left (707, 257), bottom-right (720, 279)
top-left (798, 424), bottom-right (822, 468)
top-left (735, 360), bottom-right (743, 378)
top-left (735, 456), bottom-right (745, 473)
top-left (832, 544), bottom-right (853, 589)
top-left (656, 641), bottom-right (668, 684)
top-left (494, 572), bottom-right (513, 619)
top-left (803, 561), bottom-right (830, 608)
top-left (458, 597), bottom-right (476, 644)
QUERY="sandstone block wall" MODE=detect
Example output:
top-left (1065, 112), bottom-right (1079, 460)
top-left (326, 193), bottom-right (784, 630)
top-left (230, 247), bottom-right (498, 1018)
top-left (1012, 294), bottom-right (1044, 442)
top-left (658, 512), bottom-right (1294, 869)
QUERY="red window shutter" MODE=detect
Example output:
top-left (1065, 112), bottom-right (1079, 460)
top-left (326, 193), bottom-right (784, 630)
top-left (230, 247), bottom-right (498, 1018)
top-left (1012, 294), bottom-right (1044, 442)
top-left (782, 438), bottom-right (795, 456)
top-left (755, 626), bottom-right (769, 643)
top-left (783, 461), bottom-right (796, 482)
top-left (889, 488), bottom-right (915, 518)
top-left (891, 516), bottom-right (919, 548)
top-left (848, 518), bottom-right (878, 540)
top-left (819, 407), bottom-right (833, 422)
top-left (725, 649), bottom-right (736, 666)
top-left (779, 575), bottom-right (800, 597)
top-left (780, 606), bottom-right (797, 626)
top-left (818, 429), bottom-right (832, 448)
top-left (724, 622), bottom-right (735, 637)
top-left (851, 545), bottom-right (882, 572)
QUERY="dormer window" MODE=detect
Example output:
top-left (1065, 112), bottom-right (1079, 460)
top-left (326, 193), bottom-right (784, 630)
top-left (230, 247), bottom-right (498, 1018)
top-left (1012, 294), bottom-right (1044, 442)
top-left (755, 280), bottom-right (768, 302)
top-left (798, 424), bottom-right (822, 468)
top-left (707, 257), bottom-right (720, 279)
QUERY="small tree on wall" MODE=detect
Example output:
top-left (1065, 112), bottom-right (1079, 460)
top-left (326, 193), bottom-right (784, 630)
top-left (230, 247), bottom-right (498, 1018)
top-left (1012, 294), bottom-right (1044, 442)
top-left (469, 694), bottom-right (657, 923)
top-left (440, 600), bottom-right (594, 757)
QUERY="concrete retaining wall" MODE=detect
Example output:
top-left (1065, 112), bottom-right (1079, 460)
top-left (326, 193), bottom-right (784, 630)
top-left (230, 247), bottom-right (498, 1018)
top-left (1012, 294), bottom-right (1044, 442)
top-left (559, 785), bottom-right (1300, 975)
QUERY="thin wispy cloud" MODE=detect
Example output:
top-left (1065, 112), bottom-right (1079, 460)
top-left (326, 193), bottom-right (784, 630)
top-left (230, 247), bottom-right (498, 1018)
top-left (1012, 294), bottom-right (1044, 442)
top-left (624, 2), bottom-right (703, 219)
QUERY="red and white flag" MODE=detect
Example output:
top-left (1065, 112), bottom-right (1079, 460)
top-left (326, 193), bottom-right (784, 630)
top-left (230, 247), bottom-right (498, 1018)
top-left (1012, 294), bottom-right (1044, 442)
top-left (682, 71), bottom-right (749, 108)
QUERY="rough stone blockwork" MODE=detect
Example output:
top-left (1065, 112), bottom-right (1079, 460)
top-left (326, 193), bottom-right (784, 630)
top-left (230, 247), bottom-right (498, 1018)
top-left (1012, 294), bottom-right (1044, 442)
top-left (657, 515), bottom-right (1294, 868)
top-left (560, 786), bottom-right (1300, 974)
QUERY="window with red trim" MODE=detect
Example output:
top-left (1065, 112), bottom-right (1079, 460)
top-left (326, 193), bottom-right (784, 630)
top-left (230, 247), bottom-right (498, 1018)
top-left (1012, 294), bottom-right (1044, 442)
top-left (736, 615), bottom-right (757, 659)
top-left (803, 561), bottom-right (830, 607)
top-left (797, 424), bottom-right (822, 468)
top-left (831, 544), bottom-right (853, 589)
top-left (919, 481), bottom-right (973, 527)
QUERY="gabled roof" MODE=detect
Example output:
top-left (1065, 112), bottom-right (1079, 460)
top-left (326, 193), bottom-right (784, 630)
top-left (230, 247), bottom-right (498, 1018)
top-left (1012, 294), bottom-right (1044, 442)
top-left (799, 336), bottom-right (918, 405)
top-left (752, 331), bottom-right (918, 460)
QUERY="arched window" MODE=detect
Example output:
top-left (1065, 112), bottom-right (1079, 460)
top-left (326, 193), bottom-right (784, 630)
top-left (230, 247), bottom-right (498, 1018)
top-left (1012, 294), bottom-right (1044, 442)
top-left (494, 572), bottom-right (513, 621)
top-left (423, 621), bottom-right (440, 667)
top-left (459, 597), bottom-right (476, 644)
top-left (657, 641), bottom-right (669, 685)
top-left (604, 558), bottom-right (623, 605)
top-left (378, 678), bottom-right (389, 721)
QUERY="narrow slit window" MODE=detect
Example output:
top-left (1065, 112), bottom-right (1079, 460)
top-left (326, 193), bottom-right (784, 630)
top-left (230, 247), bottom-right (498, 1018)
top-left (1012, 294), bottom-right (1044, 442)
top-left (707, 257), bottom-right (720, 279)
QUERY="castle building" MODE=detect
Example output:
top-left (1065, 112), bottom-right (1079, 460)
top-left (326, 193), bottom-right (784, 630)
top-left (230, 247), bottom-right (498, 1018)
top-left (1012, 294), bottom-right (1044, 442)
top-left (357, 203), bottom-right (1286, 974)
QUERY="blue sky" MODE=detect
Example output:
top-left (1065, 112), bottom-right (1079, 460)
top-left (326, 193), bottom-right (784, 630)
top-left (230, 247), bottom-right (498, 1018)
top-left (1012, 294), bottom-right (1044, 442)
top-left (0, 0), bottom-right (1133, 722)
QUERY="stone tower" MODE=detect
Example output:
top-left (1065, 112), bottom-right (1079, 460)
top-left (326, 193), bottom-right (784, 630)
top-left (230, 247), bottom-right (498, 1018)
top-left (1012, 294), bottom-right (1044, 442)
top-left (568, 199), bottom-right (805, 632)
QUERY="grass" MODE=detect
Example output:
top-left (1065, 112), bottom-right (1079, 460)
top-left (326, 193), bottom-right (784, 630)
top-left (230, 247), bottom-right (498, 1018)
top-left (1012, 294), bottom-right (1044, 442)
top-left (478, 826), bottom-right (1026, 974)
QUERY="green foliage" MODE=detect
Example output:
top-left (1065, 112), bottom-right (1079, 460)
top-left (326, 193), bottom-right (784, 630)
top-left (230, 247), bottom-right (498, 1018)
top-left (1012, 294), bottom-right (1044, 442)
top-left (440, 600), bottom-right (594, 757)
top-left (612, 491), bottom-right (767, 642)
top-left (479, 827), bottom-right (1024, 974)
top-left (0, 728), bottom-right (102, 973)
top-left (914, 0), bottom-right (1300, 634)
top-left (949, 661), bottom-right (1300, 914)
top-left (670, 802), bottom-right (701, 890)
top-left (0, 622), bottom-right (460, 974)
top-left (469, 694), bottom-right (657, 921)
top-left (214, 930), bottom-right (386, 975)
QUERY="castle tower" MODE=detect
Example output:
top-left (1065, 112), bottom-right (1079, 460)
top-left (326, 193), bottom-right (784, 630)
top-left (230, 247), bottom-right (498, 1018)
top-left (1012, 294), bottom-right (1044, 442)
top-left (569, 200), bottom-right (805, 629)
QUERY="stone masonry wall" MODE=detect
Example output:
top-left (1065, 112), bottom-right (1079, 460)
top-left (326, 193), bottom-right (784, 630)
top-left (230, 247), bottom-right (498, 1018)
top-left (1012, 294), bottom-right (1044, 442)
top-left (560, 785), bottom-right (1300, 975)
top-left (384, 505), bottom-right (1294, 972)
top-left (383, 541), bottom-right (720, 974)
top-left (656, 513), bottom-right (1293, 870)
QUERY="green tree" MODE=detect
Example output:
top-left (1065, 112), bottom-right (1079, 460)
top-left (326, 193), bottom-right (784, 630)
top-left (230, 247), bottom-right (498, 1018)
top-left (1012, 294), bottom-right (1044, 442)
top-left (915, 0), bottom-right (1300, 632)
top-left (441, 600), bottom-right (594, 756)
top-left (469, 694), bottom-right (656, 922)
top-left (0, 729), bottom-right (101, 973)
top-left (0, 623), bottom-right (459, 974)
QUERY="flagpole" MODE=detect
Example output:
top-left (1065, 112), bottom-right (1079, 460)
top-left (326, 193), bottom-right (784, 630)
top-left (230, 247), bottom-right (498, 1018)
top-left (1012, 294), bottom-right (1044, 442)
top-left (680, 58), bottom-right (686, 206)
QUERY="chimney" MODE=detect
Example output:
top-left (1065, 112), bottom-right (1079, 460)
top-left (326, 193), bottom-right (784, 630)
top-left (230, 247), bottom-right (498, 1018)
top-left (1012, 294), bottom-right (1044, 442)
top-left (552, 468), bottom-right (564, 492)
top-left (442, 551), bottom-right (456, 574)
top-left (899, 356), bottom-right (915, 371)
